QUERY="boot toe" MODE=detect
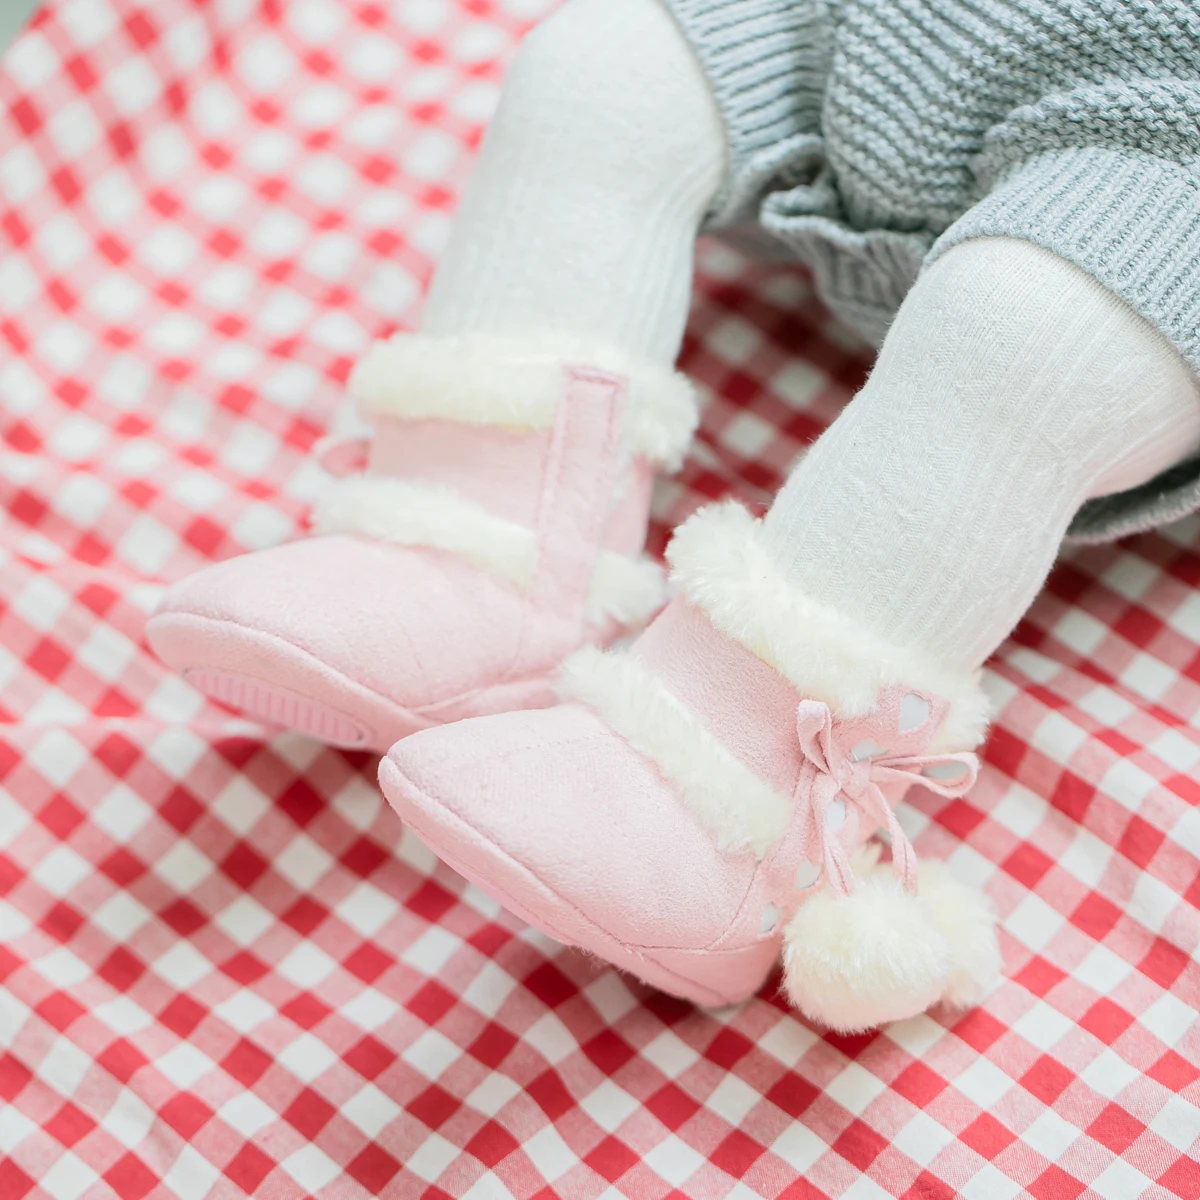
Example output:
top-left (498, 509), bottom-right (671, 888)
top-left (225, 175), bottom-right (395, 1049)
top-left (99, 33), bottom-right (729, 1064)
top-left (381, 706), bottom-right (751, 953)
top-left (147, 537), bottom-right (531, 748)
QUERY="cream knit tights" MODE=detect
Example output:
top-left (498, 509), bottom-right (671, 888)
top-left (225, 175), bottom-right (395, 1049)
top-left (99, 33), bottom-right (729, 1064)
top-left (763, 237), bottom-right (1200, 669)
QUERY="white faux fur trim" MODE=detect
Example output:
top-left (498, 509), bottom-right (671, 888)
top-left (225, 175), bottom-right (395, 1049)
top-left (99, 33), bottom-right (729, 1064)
top-left (349, 332), bottom-right (699, 471)
top-left (586, 554), bottom-right (669, 629)
top-left (311, 476), bottom-right (667, 629)
top-left (313, 476), bottom-right (535, 584)
top-left (916, 860), bottom-right (1002, 1009)
top-left (666, 502), bottom-right (992, 749)
top-left (782, 874), bottom-right (952, 1034)
top-left (558, 645), bottom-right (791, 857)
top-left (782, 855), bottom-right (999, 1032)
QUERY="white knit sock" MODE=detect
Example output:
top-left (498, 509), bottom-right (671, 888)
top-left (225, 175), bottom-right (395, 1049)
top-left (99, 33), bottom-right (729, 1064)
top-left (763, 237), bottom-right (1200, 670)
top-left (421, 0), bottom-right (725, 366)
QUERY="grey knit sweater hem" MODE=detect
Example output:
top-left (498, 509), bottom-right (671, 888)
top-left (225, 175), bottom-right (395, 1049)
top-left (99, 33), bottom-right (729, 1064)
top-left (662, 0), bottom-right (832, 229)
top-left (662, 0), bottom-right (1200, 543)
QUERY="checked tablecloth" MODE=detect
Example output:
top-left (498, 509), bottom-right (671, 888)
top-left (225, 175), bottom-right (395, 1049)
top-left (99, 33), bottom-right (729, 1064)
top-left (2, 2), bottom-right (1200, 1197)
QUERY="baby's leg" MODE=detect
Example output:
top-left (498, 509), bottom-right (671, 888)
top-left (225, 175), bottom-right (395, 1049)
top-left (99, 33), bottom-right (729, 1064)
top-left (148, 0), bottom-right (729, 750)
top-left (422, 0), bottom-right (725, 364)
top-left (763, 236), bottom-right (1200, 671)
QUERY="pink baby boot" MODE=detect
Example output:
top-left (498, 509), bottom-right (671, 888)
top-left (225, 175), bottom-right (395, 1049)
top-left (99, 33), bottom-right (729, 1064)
top-left (379, 501), bottom-right (1001, 1031)
top-left (147, 334), bottom-right (697, 751)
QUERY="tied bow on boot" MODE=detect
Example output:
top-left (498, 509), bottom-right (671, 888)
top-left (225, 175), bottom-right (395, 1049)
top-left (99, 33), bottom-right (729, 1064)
top-left (793, 698), bottom-right (979, 897)
top-left (773, 695), bottom-right (997, 1033)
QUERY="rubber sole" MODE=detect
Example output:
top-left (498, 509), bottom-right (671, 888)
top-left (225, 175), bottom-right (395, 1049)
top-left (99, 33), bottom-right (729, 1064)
top-left (148, 611), bottom-right (562, 753)
top-left (182, 667), bottom-right (371, 747)
top-left (147, 612), bottom-right (432, 752)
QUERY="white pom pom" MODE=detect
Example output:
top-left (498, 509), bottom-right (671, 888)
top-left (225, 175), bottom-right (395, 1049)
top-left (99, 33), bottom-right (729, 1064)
top-left (916, 860), bottom-right (1001, 1008)
top-left (782, 874), bottom-right (952, 1033)
top-left (782, 853), bottom-right (1000, 1033)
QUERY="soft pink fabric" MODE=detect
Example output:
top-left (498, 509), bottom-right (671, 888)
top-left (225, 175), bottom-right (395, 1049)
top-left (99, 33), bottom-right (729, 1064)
top-left (379, 595), bottom-right (975, 1010)
top-left (529, 372), bottom-right (625, 626)
top-left (601, 456), bottom-right (654, 556)
top-left (386, 705), bottom-right (754, 951)
top-left (366, 407), bottom-right (653, 554)
top-left (149, 366), bottom-right (659, 750)
top-left (634, 598), bottom-right (806, 795)
top-left (146, 537), bottom-right (565, 749)
top-left (369, 417), bottom-right (554, 526)
top-left (379, 746), bottom-right (778, 1007)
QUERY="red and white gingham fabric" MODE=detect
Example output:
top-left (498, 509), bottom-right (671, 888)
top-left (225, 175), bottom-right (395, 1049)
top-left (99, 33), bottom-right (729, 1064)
top-left (1, 2), bottom-right (1199, 1197)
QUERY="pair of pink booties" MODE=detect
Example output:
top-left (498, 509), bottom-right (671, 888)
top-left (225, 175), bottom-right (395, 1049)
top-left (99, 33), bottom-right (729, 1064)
top-left (148, 335), bottom-right (1001, 1032)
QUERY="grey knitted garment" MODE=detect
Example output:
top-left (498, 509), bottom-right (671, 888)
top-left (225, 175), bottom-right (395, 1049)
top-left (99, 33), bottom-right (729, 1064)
top-left (663, 0), bottom-right (1200, 541)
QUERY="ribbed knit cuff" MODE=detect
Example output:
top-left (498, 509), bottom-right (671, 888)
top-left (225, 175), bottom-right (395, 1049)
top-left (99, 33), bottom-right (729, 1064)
top-left (661, 0), bottom-right (834, 228)
top-left (930, 146), bottom-right (1200, 542)
top-left (931, 148), bottom-right (1200, 373)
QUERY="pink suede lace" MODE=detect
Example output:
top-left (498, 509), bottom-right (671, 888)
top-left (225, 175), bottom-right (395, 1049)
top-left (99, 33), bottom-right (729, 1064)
top-left (794, 699), bottom-right (980, 897)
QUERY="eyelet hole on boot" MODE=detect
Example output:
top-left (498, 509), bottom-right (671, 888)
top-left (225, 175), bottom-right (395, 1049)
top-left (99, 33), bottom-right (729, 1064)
top-left (851, 738), bottom-right (887, 761)
top-left (760, 902), bottom-right (785, 934)
top-left (900, 692), bottom-right (932, 732)
top-left (924, 761), bottom-right (971, 783)
top-left (794, 860), bottom-right (823, 890)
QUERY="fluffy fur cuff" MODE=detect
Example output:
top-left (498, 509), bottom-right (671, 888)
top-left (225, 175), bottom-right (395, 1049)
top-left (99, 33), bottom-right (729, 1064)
top-left (349, 332), bottom-right (699, 471)
top-left (666, 502), bottom-right (992, 749)
top-left (313, 476), bottom-right (667, 630)
top-left (558, 644), bottom-right (791, 857)
top-left (783, 852), bottom-right (1001, 1033)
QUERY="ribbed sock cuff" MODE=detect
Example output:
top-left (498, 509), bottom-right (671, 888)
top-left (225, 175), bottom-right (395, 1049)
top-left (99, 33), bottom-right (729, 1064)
top-left (661, 0), bottom-right (833, 227)
top-left (930, 146), bottom-right (1200, 541)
